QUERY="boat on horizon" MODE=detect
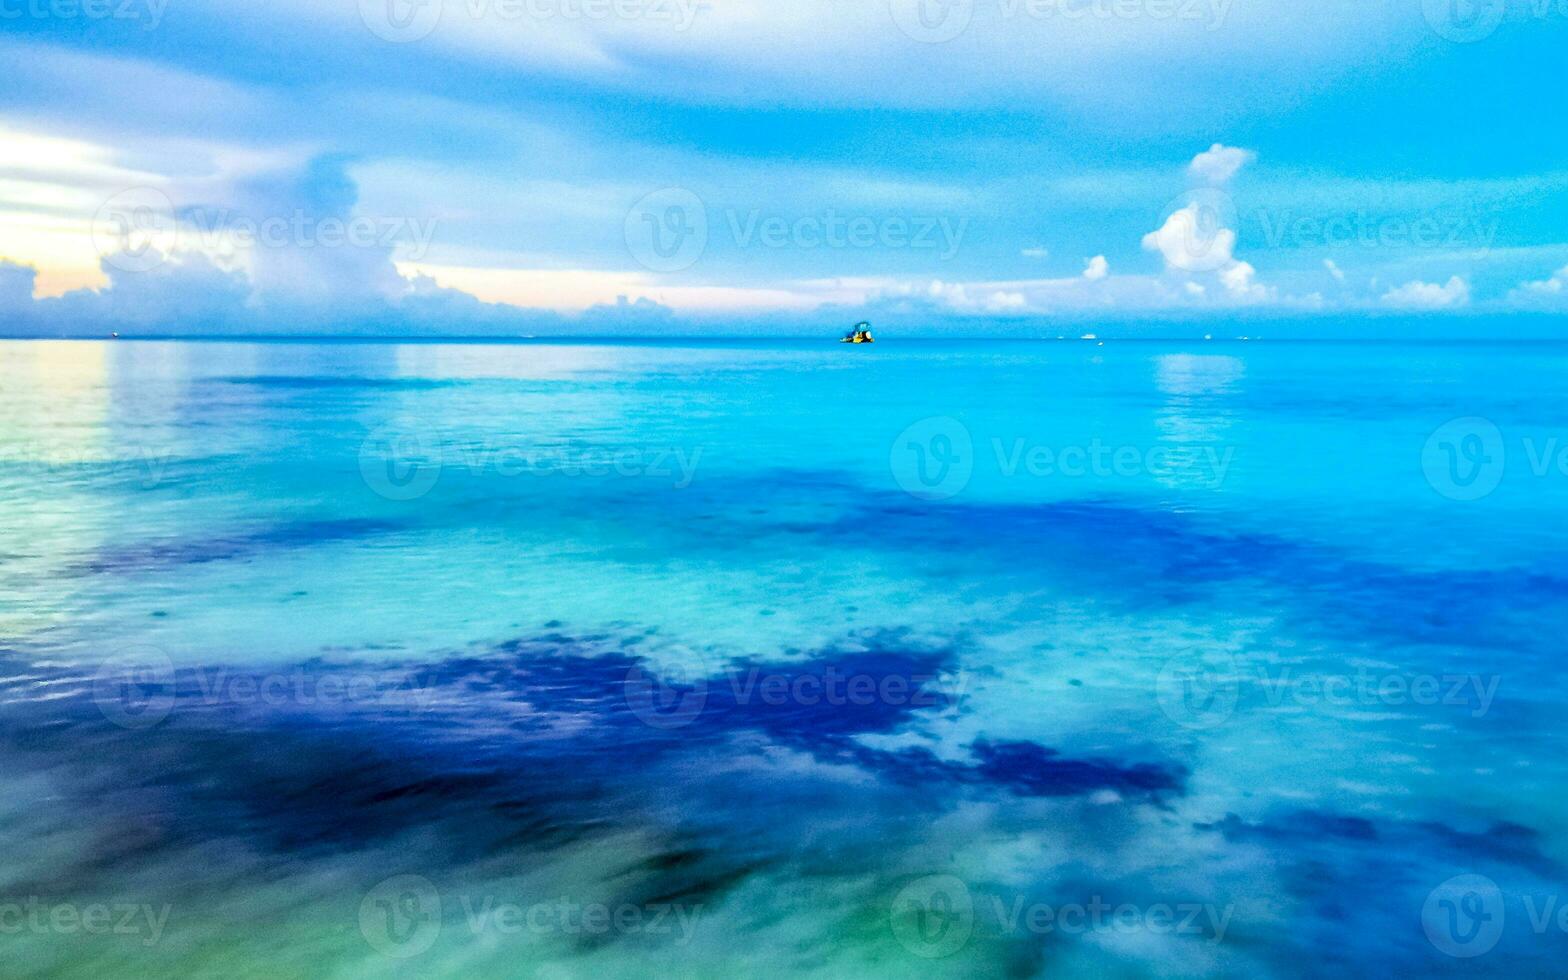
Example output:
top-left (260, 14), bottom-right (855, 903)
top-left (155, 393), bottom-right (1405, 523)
top-left (840, 322), bottom-right (875, 344)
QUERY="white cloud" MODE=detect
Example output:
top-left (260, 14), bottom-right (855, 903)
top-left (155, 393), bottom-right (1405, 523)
top-left (1140, 198), bottom-right (1277, 303)
top-left (0, 251), bottom-right (686, 337)
top-left (1187, 143), bottom-right (1256, 185)
top-left (1324, 258), bottom-right (1345, 282)
top-left (1504, 264), bottom-right (1568, 309)
top-left (1142, 202), bottom-right (1237, 272)
top-left (865, 259), bottom-right (1331, 316)
top-left (1083, 255), bottom-right (1109, 280)
top-left (1220, 260), bottom-right (1266, 299)
top-left (1021, 247), bottom-right (1049, 258)
top-left (1519, 264), bottom-right (1568, 295)
top-left (1381, 276), bottom-right (1470, 309)
top-left (879, 273), bottom-right (1175, 315)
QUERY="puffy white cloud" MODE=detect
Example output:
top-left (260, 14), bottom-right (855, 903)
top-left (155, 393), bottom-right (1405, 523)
top-left (0, 250), bottom-right (691, 337)
top-left (1220, 260), bottom-right (1269, 300)
top-left (876, 273), bottom-right (1174, 315)
top-left (0, 251), bottom-right (250, 335)
top-left (1141, 200), bottom-right (1272, 302)
top-left (0, 156), bottom-right (685, 337)
top-left (921, 280), bottom-right (1035, 313)
top-left (1323, 258), bottom-right (1345, 282)
top-left (1142, 202), bottom-right (1237, 272)
top-left (1503, 264), bottom-right (1568, 309)
top-left (1187, 143), bottom-right (1256, 185)
top-left (1083, 255), bottom-right (1109, 280)
top-left (1517, 265), bottom-right (1568, 295)
top-left (1381, 276), bottom-right (1470, 310)
top-left (1138, 162), bottom-right (1276, 303)
top-left (866, 260), bottom-right (1323, 316)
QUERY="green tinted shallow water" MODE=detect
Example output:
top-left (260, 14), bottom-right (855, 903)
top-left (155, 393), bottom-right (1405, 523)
top-left (2, 338), bottom-right (1565, 977)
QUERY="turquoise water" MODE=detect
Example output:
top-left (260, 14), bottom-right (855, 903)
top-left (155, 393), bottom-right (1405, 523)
top-left (2, 338), bottom-right (1566, 977)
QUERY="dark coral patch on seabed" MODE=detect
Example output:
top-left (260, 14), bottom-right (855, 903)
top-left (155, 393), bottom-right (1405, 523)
top-left (2, 632), bottom-right (1188, 868)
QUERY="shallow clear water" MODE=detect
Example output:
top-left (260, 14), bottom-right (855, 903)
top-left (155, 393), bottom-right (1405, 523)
top-left (2, 337), bottom-right (1565, 977)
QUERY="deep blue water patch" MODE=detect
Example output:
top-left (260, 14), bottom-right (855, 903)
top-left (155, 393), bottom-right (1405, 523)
top-left (966, 739), bottom-right (1183, 798)
top-left (1198, 810), bottom-right (1559, 878)
top-left (70, 517), bottom-right (408, 575)
top-left (0, 630), bottom-right (1187, 890)
top-left (1194, 809), bottom-right (1568, 974)
top-left (594, 469), bottom-right (1568, 666)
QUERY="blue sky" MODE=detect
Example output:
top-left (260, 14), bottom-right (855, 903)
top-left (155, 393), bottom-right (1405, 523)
top-left (0, 0), bottom-right (1566, 335)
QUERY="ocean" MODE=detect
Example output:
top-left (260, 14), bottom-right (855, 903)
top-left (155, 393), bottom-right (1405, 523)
top-left (2, 337), bottom-right (1565, 977)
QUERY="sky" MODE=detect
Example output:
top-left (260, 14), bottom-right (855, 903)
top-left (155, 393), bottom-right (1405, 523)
top-left (0, 0), bottom-right (1565, 336)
